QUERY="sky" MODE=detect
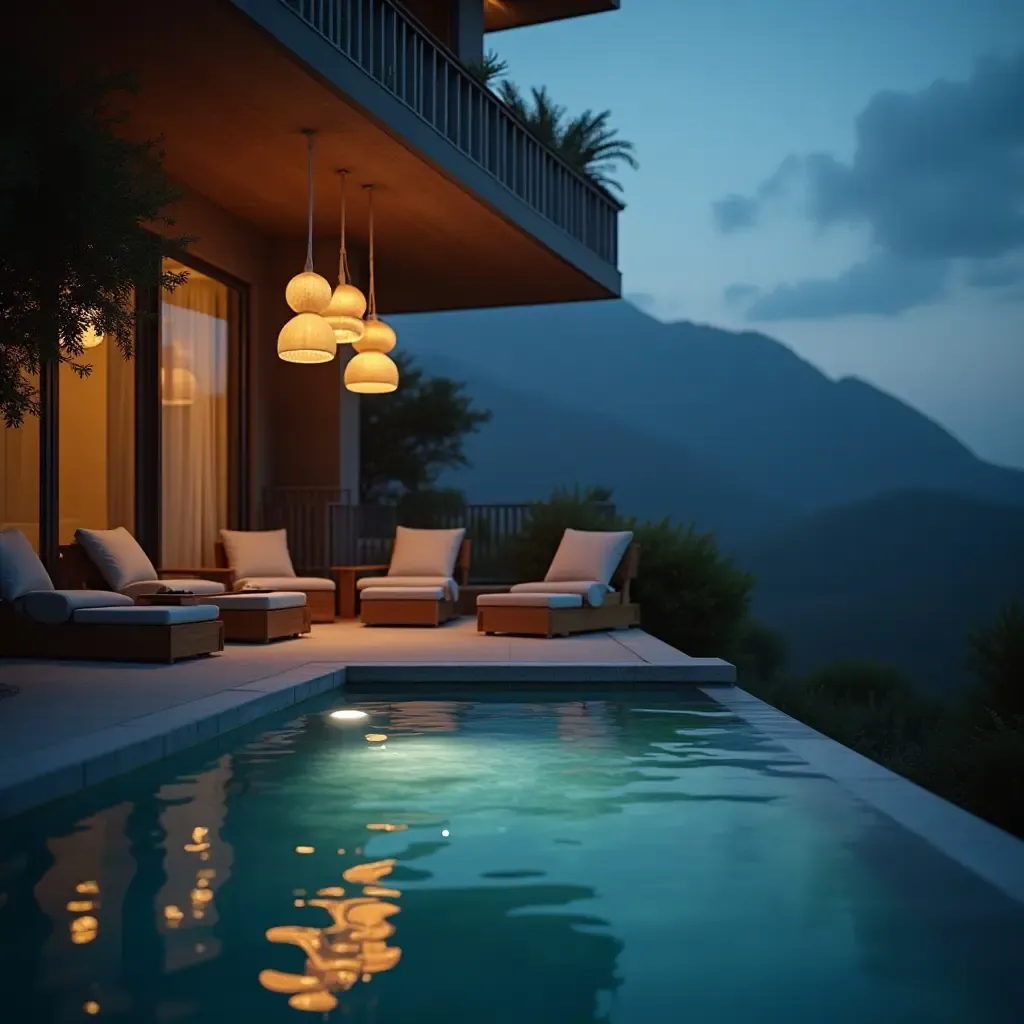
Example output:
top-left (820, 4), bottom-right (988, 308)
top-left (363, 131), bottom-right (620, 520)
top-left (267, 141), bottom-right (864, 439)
top-left (489, 0), bottom-right (1024, 468)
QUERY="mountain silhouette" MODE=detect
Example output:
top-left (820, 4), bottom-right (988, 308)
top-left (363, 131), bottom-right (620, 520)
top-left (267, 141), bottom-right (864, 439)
top-left (736, 491), bottom-right (1024, 690)
top-left (395, 300), bottom-right (1024, 520)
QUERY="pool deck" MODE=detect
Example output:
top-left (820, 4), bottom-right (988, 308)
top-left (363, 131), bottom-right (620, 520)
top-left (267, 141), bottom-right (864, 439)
top-left (0, 618), bottom-right (733, 818)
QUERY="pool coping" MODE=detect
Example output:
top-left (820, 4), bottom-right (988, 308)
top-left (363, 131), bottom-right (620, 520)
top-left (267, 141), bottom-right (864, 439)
top-left (706, 686), bottom-right (1024, 907)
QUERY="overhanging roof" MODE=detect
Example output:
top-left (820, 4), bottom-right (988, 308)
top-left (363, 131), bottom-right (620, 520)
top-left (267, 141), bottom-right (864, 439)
top-left (484, 0), bottom-right (619, 32)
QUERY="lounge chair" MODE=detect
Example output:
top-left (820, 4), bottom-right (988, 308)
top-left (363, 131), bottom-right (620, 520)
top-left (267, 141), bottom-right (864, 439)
top-left (218, 529), bottom-right (336, 623)
top-left (476, 528), bottom-right (640, 638)
top-left (352, 527), bottom-right (470, 627)
top-left (0, 528), bottom-right (224, 663)
top-left (62, 527), bottom-right (231, 598)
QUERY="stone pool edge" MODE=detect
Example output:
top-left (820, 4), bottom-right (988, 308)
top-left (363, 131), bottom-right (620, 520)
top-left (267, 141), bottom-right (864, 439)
top-left (0, 664), bottom-right (346, 820)
top-left (707, 685), bottom-right (1024, 907)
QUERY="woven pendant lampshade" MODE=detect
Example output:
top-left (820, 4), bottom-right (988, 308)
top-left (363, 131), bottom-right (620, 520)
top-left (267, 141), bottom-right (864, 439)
top-left (345, 185), bottom-right (398, 394)
top-left (321, 170), bottom-right (366, 344)
top-left (279, 130), bottom-right (335, 363)
top-left (161, 366), bottom-right (197, 407)
top-left (81, 327), bottom-right (103, 349)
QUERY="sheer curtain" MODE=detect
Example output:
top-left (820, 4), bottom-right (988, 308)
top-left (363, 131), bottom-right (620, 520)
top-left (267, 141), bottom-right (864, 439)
top-left (161, 274), bottom-right (228, 569)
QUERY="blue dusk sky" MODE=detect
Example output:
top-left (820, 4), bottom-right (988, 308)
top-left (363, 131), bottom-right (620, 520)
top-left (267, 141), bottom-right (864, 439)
top-left (489, 0), bottom-right (1024, 468)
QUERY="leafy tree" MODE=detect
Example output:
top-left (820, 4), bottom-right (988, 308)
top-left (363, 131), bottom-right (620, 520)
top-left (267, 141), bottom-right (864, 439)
top-left (359, 352), bottom-right (492, 503)
top-left (734, 620), bottom-right (788, 684)
top-left (967, 599), bottom-right (1024, 719)
top-left (497, 82), bottom-right (637, 193)
top-left (0, 63), bottom-right (190, 427)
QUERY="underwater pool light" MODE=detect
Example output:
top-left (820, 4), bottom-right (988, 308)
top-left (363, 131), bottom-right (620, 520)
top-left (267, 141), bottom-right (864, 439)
top-left (330, 709), bottom-right (369, 721)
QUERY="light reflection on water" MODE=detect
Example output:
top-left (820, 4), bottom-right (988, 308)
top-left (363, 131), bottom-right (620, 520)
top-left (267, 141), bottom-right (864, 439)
top-left (0, 696), bottom-right (1023, 1023)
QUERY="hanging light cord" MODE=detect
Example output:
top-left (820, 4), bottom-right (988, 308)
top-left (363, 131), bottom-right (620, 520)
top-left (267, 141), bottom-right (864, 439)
top-left (366, 185), bottom-right (377, 319)
top-left (304, 131), bottom-right (316, 273)
top-left (339, 171), bottom-right (352, 285)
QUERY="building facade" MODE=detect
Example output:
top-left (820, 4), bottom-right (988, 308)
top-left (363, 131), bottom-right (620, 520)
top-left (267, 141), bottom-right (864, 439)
top-left (0, 0), bottom-right (622, 573)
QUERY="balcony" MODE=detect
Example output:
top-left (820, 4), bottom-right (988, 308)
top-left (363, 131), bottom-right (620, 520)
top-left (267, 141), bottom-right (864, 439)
top-left (275, 0), bottom-right (621, 268)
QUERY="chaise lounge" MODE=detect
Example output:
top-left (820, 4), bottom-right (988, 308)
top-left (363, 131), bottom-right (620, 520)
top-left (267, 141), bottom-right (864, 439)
top-left (0, 528), bottom-right (224, 663)
top-left (217, 529), bottom-right (337, 623)
top-left (476, 528), bottom-right (640, 638)
top-left (353, 527), bottom-right (470, 627)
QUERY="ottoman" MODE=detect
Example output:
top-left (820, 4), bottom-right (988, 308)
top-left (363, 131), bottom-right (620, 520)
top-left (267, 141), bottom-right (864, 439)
top-left (209, 591), bottom-right (311, 643)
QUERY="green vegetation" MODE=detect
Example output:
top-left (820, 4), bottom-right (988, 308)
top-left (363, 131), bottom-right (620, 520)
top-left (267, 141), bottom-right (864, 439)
top-left (360, 352), bottom-right (492, 504)
top-left (746, 601), bottom-right (1024, 839)
top-left (0, 63), bottom-right (189, 426)
top-left (465, 48), bottom-right (637, 193)
top-left (509, 486), bottom-right (754, 658)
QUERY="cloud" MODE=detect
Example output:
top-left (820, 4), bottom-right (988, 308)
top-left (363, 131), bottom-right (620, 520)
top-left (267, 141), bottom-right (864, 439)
top-left (714, 52), bottom-right (1024, 318)
top-left (723, 283), bottom-right (760, 308)
top-left (965, 260), bottom-right (1024, 290)
top-left (746, 255), bottom-right (948, 321)
top-left (625, 291), bottom-right (659, 313)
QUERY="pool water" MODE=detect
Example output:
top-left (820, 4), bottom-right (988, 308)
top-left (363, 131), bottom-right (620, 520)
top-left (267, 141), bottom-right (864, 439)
top-left (1, 691), bottom-right (1023, 1023)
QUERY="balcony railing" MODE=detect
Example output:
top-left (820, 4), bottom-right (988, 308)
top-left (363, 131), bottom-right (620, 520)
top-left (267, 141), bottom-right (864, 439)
top-left (261, 487), bottom-right (617, 580)
top-left (280, 0), bottom-right (620, 265)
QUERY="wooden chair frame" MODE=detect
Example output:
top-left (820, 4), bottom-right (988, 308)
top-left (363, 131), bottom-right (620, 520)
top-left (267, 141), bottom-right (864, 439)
top-left (332, 538), bottom-right (472, 624)
top-left (477, 544), bottom-right (641, 638)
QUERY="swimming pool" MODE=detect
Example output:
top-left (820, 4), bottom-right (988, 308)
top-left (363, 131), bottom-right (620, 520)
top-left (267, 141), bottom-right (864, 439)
top-left (1, 690), bottom-right (1022, 1023)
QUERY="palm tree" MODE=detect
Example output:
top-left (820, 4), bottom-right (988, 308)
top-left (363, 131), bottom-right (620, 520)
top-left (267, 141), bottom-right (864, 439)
top-left (464, 49), bottom-right (508, 89)
top-left (497, 81), bottom-right (637, 194)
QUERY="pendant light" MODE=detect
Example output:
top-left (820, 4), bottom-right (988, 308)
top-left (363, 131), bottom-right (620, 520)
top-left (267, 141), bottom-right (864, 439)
top-left (278, 130), bottom-right (336, 364)
top-left (321, 170), bottom-right (366, 345)
top-left (344, 185), bottom-right (399, 394)
top-left (161, 342), bottom-right (197, 407)
top-left (81, 327), bottom-right (103, 349)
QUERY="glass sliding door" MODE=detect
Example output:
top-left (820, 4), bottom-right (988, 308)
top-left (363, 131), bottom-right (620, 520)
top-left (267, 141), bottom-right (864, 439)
top-left (58, 331), bottom-right (135, 544)
top-left (160, 260), bottom-right (230, 569)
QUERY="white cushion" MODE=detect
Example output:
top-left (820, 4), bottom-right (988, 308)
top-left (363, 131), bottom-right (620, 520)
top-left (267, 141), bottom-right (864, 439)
top-left (210, 592), bottom-right (306, 611)
top-left (511, 580), bottom-right (608, 607)
top-left (234, 576), bottom-right (335, 592)
top-left (18, 589), bottom-right (134, 625)
top-left (75, 527), bottom-right (158, 591)
top-left (388, 527), bottom-right (465, 578)
top-left (545, 529), bottom-right (633, 587)
top-left (356, 575), bottom-right (459, 600)
top-left (73, 604), bottom-right (220, 625)
top-left (477, 592), bottom-right (583, 609)
top-left (360, 586), bottom-right (446, 601)
top-left (121, 578), bottom-right (227, 599)
top-left (0, 528), bottom-right (53, 601)
top-left (220, 529), bottom-right (295, 579)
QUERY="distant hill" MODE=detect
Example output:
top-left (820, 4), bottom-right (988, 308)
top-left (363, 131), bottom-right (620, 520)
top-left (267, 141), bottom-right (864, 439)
top-left (735, 491), bottom-right (1024, 692)
top-left (394, 301), bottom-right (1024, 519)
top-left (417, 354), bottom-right (794, 546)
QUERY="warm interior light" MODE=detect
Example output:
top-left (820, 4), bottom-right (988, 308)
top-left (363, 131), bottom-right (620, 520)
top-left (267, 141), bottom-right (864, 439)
top-left (280, 130), bottom-right (335, 363)
top-left (330, 709), bottom-right (368, 720)
top-left (81, 327), bottom-right (103, 350)
top-left (161, 365), bottom-right (197, 407)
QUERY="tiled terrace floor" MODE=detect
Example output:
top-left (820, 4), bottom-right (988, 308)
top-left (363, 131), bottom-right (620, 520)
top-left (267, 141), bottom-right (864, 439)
top-left (0, 619), bottom-right (733, 818)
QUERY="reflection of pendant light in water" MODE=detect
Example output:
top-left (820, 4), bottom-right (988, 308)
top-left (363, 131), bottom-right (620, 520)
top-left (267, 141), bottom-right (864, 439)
top-left (162, 344), bottom-right (197, 407)
top-left (344, 185), bottom-right (399, 394)
top-left (278, 130), bottom-right (337, 364)
top-left (321, 170), bottom-right (366, 345)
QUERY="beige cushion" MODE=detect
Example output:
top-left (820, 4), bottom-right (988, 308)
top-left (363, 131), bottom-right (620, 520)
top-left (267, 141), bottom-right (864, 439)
top-left (356, 574), bottom-right (458, 600)
top-left (18, 589), bottom-right (134, 625)
top-left (75, 527), bottom-right (158, 591)
top-left (360, 586), bottom-right (446, 601)
top-left (73, 604), bottom-right (220, 625)
top-left (210, 592), bottom-right (306, 611)
top-left (511, 580), bottom-right (608, 607)
top-left (220, 529), bottom-right (295, 579)
top-left (235, 576), bottom-right (335, 592)
top-left (121, 578), bottom-right (227, 599)
top-left (545, 529), bottom-right (633, 587)
top-left (477, 592), bottom-right (583, 609)
top-left (0, 528), bottom-right (53, 601)
top-left (388, 526), bottom-right (465, 578)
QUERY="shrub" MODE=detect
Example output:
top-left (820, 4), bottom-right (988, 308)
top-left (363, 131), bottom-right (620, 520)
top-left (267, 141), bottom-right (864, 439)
top-left (966, 599), bottom-right (1024, 719)
top-left (508, 486), bottom-right (753, 657)
top-left (733, 620), bottom-right (788, 684)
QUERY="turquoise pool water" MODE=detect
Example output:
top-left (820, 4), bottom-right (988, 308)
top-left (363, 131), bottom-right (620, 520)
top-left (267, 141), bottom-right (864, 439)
top-left (1, 691), bottom-right (1023, 1023)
